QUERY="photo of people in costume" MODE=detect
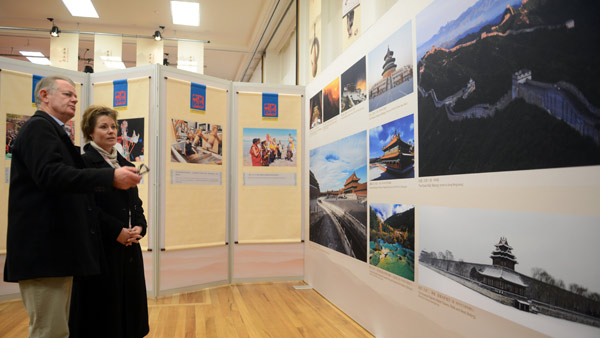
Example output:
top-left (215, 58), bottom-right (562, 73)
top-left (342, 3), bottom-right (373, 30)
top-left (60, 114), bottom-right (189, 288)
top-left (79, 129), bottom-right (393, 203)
top-left (171, 118), bottom-right (223, 165)
top-left (116, 117), bottom-right (144, 162)
top-left (243, 128), bottom-right (297, 167)
top-left (6, 113), bottom-right (75, 159)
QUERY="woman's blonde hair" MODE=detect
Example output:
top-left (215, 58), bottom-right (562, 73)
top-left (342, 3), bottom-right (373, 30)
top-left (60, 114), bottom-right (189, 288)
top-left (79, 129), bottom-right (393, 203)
top-left (81, 105), bottom-right (118, 142)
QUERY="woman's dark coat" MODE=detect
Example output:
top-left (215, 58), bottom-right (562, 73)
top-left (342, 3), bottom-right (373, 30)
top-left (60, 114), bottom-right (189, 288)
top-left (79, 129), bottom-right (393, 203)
top-left (69, 143), bottom-right (149, 338)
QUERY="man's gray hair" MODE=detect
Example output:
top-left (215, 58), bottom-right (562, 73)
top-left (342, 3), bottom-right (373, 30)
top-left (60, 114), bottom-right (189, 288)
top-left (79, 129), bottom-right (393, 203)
top-left (34, 75), bottom-right (76, 108)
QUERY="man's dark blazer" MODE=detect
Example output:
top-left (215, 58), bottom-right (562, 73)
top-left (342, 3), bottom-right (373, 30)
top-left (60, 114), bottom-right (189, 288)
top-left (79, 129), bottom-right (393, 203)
top-left (4, 110), bottom-right (114, 282)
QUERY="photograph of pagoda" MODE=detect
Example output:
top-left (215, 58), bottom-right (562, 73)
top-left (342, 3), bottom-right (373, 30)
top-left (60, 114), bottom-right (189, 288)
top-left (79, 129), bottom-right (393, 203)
top-left (367, 20), bottom-right (414, 112)
top-left (309, 131), bottom-right (367, 261)
top-left (419, 206), bottom-right (600, 336)
top-left (416, 0), bottom-right (600, 177)
top-left (341, 56), bottom-right (367, 113)
top-left (369, 203), bottom-right (415, 281)
top-left (323, 77), bottom-right (340, 122)
top-left (369, 114), bottom-right (415, 180)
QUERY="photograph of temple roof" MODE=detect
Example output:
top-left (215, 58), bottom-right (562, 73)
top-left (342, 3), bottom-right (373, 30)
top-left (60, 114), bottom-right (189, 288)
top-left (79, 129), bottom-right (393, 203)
top-left (309, 131), bottom-right (367, 261)
top-left (419, 206), bottom-right (600, 336)
top-left (369, 114), bottom-right (414, 180)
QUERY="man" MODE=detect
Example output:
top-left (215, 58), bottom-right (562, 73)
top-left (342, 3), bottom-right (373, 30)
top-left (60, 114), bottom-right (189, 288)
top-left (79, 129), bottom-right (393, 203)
top-left (3, 75), bottom-right (141, 338)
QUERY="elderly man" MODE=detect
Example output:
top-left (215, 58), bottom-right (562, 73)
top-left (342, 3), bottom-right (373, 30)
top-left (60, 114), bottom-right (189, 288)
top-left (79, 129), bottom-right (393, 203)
top-left (4, 75), bottom-right (141, 338)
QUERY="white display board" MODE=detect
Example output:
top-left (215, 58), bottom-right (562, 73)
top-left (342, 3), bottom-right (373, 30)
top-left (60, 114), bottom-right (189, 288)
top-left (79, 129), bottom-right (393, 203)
top-left (305, 1), bottom-right (600, 337)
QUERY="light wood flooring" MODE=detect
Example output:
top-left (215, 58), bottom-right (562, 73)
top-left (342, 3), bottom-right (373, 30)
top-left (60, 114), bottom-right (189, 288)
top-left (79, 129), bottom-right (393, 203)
top-left (0, 281), bottom-right (373, 337)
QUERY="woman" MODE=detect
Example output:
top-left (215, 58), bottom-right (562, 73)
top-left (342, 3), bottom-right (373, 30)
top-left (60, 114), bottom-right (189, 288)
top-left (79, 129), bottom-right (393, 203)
top-left (70, 105), bottom-right (149, 338)
top-left (250, 138), bottom-right (262, 166)
top-left (261, 140), bottom-right (270, 166)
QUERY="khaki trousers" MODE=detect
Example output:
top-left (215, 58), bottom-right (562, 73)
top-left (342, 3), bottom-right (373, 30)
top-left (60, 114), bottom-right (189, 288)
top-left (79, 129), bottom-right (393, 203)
top-left (19, 276), bottom-right (73, 338)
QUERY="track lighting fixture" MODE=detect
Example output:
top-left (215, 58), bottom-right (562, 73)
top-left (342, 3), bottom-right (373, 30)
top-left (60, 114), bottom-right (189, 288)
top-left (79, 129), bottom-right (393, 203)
top-left (153, 26), bottom-right (165, 41)
top-left (48, 18), bottom-right (60, 37)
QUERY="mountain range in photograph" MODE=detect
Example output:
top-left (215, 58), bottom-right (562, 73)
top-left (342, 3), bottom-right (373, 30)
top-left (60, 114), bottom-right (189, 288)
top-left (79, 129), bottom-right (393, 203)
top-left (416, 0), bottom-right (600, 177)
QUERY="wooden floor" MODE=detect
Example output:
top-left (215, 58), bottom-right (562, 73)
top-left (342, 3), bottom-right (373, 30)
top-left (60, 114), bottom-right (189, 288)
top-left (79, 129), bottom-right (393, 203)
top-left (0, 281), bottom-right (372, 337)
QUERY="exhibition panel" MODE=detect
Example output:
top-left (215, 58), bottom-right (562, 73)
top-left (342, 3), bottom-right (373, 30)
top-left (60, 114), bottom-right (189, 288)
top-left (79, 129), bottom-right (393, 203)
top-left (0, 59), bottom-right (306, 297)
top-left (163, 77), bottom-right (228, 249)
top-left (232, 83), bottom-right (304, 280)
top-left (304, 0), bottom-right (600, 337)
top-left (158, 68), bottom-right (230, 292)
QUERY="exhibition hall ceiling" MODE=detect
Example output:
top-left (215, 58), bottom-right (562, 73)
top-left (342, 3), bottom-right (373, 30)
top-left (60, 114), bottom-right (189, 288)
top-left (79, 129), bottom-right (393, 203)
top-left (0, 0), bottom-right (296, 81)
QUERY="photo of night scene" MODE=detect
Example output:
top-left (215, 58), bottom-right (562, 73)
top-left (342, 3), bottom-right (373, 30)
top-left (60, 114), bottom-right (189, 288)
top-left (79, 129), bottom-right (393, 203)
top-left (416, 0), bottom-right (600, 177)
top-left (310, 91), bottom-right (323, 129)
top-left (323, 78), bottom-right (340, 122)
top-left (341, 56), bottom-right (367, 113)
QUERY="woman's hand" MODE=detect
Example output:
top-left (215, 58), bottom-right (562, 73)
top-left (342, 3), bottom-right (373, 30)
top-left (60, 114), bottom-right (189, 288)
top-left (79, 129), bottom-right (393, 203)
top-left (116, 228), bottom-right (132, 246)
top-left (116, 227), bottom-right (143, 246)
top-left (127, 226), bottom-right (143, 244)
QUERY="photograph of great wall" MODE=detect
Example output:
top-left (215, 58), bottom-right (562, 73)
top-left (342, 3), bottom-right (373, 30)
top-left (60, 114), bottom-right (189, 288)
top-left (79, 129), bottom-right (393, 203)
top-left (416, 0), bottom-right (600, 177)
top-left (419, 206), bottom-right (600, 336)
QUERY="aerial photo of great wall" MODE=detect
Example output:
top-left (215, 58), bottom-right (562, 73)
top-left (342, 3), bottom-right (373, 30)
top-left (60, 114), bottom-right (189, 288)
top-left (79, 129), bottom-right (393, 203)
top-left (416, 0), bottom-right (600, 177)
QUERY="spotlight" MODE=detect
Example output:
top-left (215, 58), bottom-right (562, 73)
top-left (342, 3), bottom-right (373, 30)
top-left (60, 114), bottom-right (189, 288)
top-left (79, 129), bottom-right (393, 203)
top-left (153, 25), bottom-right (165, 41)
top-left (48, 18), bottom-right (60, 37)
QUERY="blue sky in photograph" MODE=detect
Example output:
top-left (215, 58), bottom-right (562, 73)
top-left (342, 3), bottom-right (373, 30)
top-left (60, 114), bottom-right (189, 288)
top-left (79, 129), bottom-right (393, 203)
top-left (310, 131), bottom-right (367, 192)
top-left (367, 20), bottom-right (413, 85)
top-left (242, 128), bottom-right (297, 154)
top-left (370, 203), bottom-right (414, 222)
top-left (415, 0), bottom-right (478, 47)
top-left (242, 128), bottom-right (296, 143)
top-left (369, 114), bottom-right (414, 158)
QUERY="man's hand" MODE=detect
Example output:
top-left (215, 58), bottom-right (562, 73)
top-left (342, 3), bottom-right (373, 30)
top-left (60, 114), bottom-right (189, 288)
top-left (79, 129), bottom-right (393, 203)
top-left (113, 167), bottom-right (141, 190)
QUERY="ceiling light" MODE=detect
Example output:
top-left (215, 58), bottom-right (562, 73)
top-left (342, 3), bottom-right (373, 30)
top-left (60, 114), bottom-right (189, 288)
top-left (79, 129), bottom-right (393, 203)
top-left (171, 1), bottom-right (200, 26)
top-left (48, 18), bottom-right (60, 37)
top-left (50, 25), bottom-right (60, 37)
top-left (20, 51), bottom-right (52, 65)
top-left (153, 26), bottom-right (165, 41)
top-left (62, 0), bottom-right (99, 18)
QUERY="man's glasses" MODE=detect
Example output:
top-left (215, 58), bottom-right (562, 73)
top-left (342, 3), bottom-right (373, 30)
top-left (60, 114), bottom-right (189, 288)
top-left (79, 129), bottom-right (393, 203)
top-left (137, 163), bottom-right (150, 176)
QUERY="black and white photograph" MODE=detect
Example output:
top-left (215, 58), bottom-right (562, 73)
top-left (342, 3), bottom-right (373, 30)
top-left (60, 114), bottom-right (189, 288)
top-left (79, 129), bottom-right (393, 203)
top-left (419, 206), bottom-right (600, 337)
